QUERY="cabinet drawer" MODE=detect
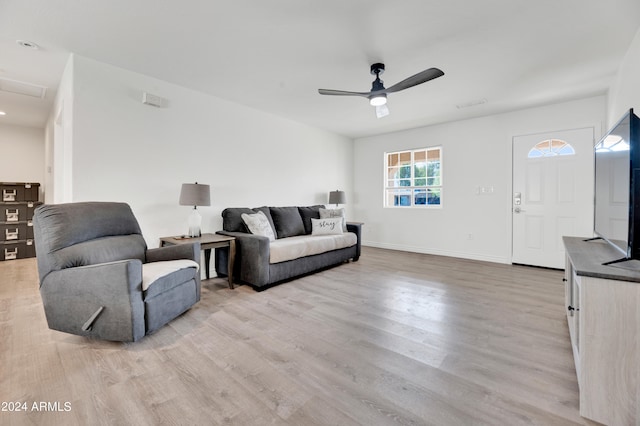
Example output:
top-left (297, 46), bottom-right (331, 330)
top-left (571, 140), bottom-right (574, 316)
top-left (0, 202), bottom-right (42, 222)
top-left (0, 223), bottom-right (30, 242)
top-left (0, 239), bottom-right (35, 261)
top-left (3, 205), bottom-right (26, 222)
top-left (0, 183), bottom-right (39, 202)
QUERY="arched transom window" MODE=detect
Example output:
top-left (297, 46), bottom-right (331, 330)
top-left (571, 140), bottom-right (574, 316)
top-left (527, 139), bottom-right (575, 158)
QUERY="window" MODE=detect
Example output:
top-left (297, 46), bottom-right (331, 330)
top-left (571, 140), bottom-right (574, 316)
top-left (385, 147), bottom-right (442, 207)
top-left (527, 139), bottom-right (575, 158)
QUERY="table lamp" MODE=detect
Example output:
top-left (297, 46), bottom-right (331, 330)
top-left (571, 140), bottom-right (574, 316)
top-left (179, 182), bottom-right (211, 237)
top-left (328, 190), bottom-right (346, 207)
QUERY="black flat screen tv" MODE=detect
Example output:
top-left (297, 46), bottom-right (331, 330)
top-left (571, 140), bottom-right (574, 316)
top-left (594, 108), bottom-right (640, 263)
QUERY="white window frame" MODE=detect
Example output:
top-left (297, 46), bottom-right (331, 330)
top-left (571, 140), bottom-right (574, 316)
top-left (384, 146), bottom-right (442, 208)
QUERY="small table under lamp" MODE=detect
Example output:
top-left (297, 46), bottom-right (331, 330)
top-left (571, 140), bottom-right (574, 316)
top-left (179, 182), bottom-right (211, 237)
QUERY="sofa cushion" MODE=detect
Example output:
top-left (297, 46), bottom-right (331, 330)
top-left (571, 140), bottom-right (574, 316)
top-left (142, 259), bottom-right (199, 293)
top-left (270, 207), bottom-right (305, 239)
top-left (34, 202), bottom-right (143, 252)
top-left (298, 205), bottom-right (324, 234)
top-left (222, 208), bottom-right (256, 232)
top-left (53, 235), bottom-right (147, 271)
top-left (311, 217), bottom-right (344, 235)
top-left (252, 206), bottom-right (276, 235)
top-left (241, 211), bottom-right (276, 241)
top-left (319, 207), bottom-right (347, 232)
top-left (269, 233), bottom-right (357, 264)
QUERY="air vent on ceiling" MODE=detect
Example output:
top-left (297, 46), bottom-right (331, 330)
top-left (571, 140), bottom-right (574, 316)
top-left (142, 92), bottom-right (166, 108)
top-left (456, 98), bottom-right (487, 109)
top-left (0, 77), bottom-right (47, 99)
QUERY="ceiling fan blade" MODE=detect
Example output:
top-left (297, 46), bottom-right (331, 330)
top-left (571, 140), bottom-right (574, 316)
top-left (318, 88), bottom-right (371, 97)
top-left (385, 68), bottom-right (444, 94)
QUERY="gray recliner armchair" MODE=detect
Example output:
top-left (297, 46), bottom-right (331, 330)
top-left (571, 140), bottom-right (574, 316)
top-left (33, 202), bottom-right (201, 342)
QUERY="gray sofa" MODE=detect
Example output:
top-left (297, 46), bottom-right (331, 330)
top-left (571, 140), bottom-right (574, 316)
top-left (215, 205), bottom-right (361, 289)
top-left (33, 202), bottom-right (201, 342)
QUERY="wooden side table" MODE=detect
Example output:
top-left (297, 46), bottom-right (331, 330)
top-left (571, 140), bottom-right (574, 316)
top-left (159, 233), bottom-right (236, 289)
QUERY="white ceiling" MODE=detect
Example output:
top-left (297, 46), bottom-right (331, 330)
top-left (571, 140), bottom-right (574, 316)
top-left (0, 0), bottom-right (639, 138)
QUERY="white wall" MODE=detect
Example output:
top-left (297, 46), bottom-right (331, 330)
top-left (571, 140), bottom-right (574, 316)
top-left (45, 54), bottom-right (74, 204)
top-left (0, 123), bottom-right (45, 198)
top-left (608, 27), bottom-right (640, 125)
top-left (66, 55), bottom-right (352, 247)
top-left (353, 96), bottom-right (605, 263)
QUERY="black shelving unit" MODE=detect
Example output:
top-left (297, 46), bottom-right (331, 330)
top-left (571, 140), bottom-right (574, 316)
top-left (1, 182), bottom-right (41, 261)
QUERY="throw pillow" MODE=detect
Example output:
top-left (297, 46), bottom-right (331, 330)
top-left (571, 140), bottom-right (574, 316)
top-left (319, 207), bottom-right (347, 232)
top-left (252, 206), bottom-right (277, 236)
top-left (241, 211), bottom-right (276, 241)
top-left (298, 205), bottom-right (323, 234)
top-left (222, 207), bottom-right (257, 232)
top-left (311, 217), bottom-right (344, 235)
top-left (270, 207), bottom-right (306, 238)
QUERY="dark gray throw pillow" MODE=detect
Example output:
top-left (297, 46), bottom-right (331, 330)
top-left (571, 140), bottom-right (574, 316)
top-left (222, 208), bottom-right (257, 232)
top-left (298, 205), bottom-right (323, 234)
top-left (270, 207), bottom-right (305, 238)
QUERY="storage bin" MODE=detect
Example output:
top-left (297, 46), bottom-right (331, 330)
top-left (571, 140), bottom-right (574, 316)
top-left (1, 239), bottom-right (35, 261)
top-left (0, 183), bottom-right (40, 202)
top-left (2, 187), bottom-right (20, 202)
top-left (3, 204), bottom-right (27, 222)
top-left (1, 222), bottom-right (27, 242)
top-left (0, 182), bottom-right (41, 261)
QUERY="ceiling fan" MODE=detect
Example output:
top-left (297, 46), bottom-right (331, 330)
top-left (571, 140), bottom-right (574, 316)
top-left (318, 63), bottom-right (444, 118)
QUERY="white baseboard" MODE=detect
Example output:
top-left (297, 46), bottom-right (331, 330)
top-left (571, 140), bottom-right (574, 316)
top-left (362, 240), bottom-right (510, 265)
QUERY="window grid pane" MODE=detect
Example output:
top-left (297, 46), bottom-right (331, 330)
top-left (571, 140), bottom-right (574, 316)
top-left (527, 139), bottom-right (576, 158)
top-left (384, 147), bottom-right (442, 207)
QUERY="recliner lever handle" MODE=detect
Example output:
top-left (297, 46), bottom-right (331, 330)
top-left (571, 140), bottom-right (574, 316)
top-left (81, 306), bottom-right (105, 331)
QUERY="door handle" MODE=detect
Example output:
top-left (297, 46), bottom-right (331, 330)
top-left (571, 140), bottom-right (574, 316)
top-left (514, 207), bottom-right (526, 214)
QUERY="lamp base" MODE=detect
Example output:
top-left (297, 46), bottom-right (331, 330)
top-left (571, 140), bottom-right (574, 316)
top-left (187, 207), bottom-right (202, 238)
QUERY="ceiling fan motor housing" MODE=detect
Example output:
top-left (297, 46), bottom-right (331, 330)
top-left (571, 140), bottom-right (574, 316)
top-left (370, 63), bottom-right (385, 76)
top-left (370, 63), bottom-right (386, 93)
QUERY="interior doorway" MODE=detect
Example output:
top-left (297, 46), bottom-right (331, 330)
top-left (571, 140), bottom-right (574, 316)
top-left (512, 128), bottom-right (594, 269)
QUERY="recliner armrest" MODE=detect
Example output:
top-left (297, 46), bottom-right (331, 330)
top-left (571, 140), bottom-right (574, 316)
top-left (39, 259), bottom-right (146, 342)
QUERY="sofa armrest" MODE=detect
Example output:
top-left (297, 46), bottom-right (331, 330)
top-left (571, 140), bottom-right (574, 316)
top-left (347, 222), bottom-right (362, 261)
top-left (39, 259), bottom-right (146, 342)
top-left (216, 231), bottom-right (271, 286)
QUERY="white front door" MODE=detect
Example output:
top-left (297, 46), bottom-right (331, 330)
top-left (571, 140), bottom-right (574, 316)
top-left (512, 128), bottom-right (594, 268)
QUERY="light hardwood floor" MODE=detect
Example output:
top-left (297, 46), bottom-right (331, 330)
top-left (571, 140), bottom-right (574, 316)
top-left (0, 247), bottom-right (599, 426)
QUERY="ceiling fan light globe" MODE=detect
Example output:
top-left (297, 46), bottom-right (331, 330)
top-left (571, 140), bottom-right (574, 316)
top-left (375, 104), bottom-right (390, 118)
top-left (369, 95), bottom-right (387, 106)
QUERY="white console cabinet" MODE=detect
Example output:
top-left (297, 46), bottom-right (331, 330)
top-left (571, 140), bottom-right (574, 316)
top-left (563, 237), bottom-right (640, 426)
